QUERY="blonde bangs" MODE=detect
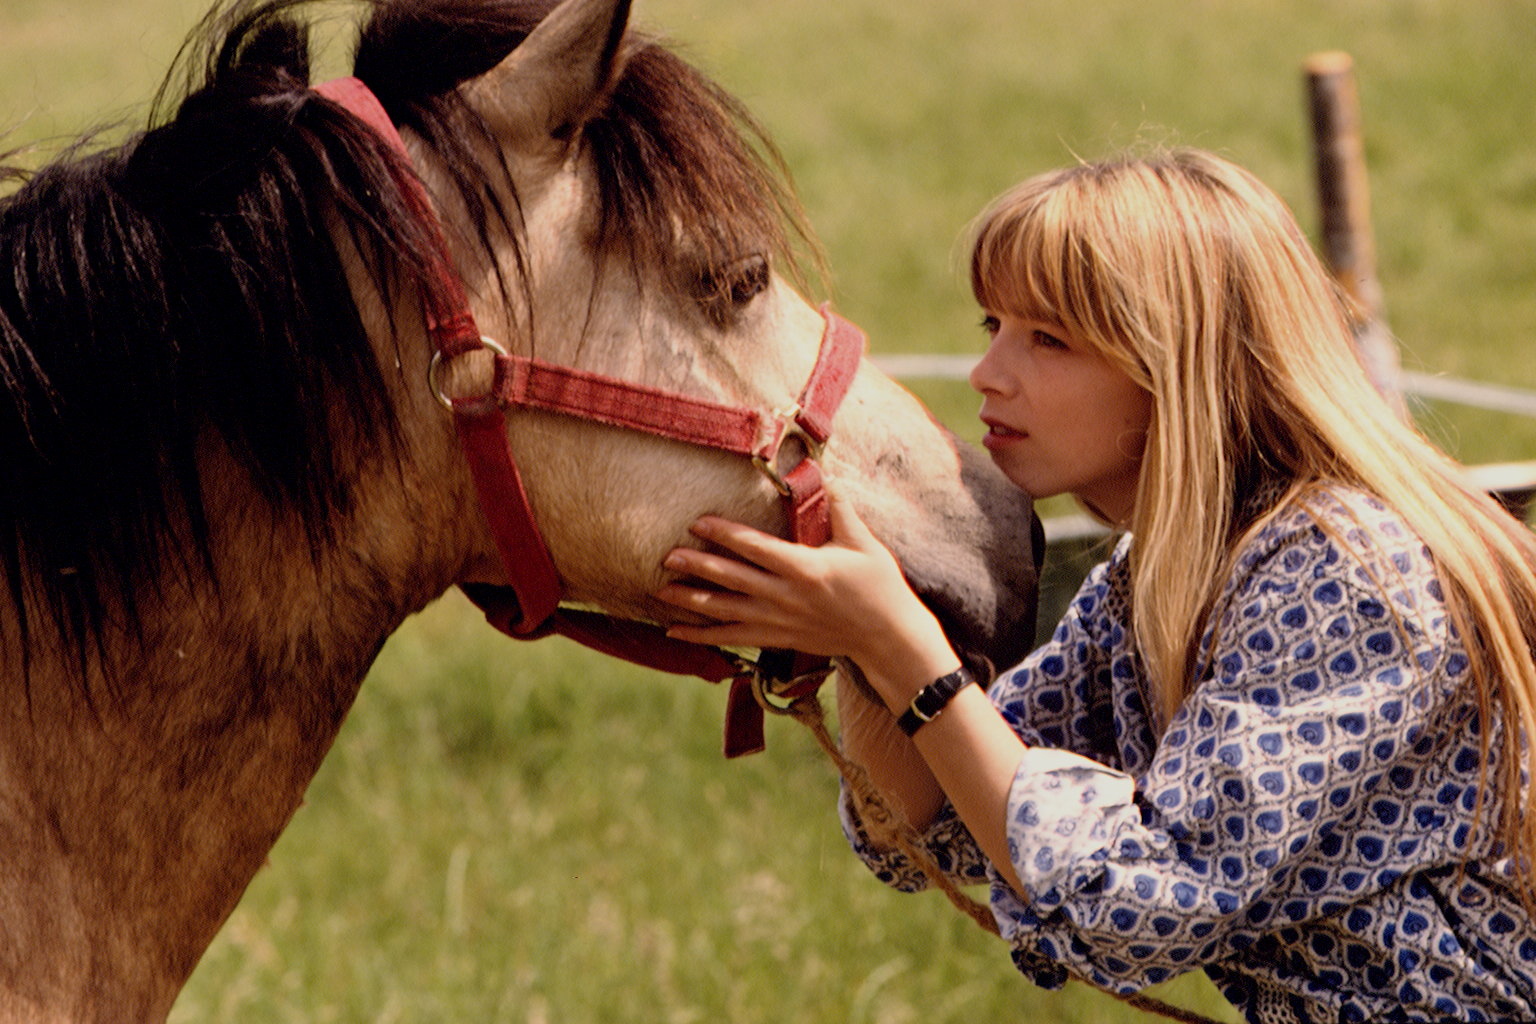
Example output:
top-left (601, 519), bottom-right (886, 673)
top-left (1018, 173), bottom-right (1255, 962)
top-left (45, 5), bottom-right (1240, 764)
top-left (969, 171), bottom-right (1117, 355)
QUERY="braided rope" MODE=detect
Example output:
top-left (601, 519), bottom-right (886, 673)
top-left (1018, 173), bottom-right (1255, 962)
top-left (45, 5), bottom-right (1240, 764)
top-left (782, 691), bottom-right (1227, 1024)
top-left (786, 693), bottom-right (1000, 932)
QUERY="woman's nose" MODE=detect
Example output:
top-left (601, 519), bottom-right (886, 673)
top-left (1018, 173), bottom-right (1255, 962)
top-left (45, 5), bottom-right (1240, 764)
top-left (968, 344), bottom-right (1005, 395)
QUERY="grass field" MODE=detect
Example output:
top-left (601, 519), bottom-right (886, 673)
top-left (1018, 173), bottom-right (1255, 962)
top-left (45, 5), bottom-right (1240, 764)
top-left (4, 0), bottom-right (1535, 1021)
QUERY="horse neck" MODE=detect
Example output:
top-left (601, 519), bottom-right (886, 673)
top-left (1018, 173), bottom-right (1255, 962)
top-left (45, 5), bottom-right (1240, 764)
top-left (0, 405), bottom-right (481, 1022)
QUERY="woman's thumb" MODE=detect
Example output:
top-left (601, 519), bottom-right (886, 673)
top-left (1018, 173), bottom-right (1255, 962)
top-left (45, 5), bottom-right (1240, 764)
top-left (826, 484), bottom-right (878, 547)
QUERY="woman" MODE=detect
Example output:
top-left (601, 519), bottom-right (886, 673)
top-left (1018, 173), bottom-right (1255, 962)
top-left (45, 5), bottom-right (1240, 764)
top-left (656, 149), bottom-right (1536, 1023)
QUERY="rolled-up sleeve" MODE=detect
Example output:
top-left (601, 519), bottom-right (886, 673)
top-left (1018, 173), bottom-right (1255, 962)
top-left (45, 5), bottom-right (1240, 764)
top-left (840, 553), bottom-right (1127, 896)
top-left (1000, 748), bottom-right (1146, 910)
top-left (838, 788), bottom-right (990, 893)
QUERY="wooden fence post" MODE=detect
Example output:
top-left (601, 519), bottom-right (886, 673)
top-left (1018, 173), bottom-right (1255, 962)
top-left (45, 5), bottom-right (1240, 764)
top-left (1305, 51), bottom-right (1405, 410)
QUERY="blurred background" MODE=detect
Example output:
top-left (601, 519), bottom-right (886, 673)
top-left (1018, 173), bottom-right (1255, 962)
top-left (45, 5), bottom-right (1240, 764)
top-left (4, 0), bottom-right (1533, 1020)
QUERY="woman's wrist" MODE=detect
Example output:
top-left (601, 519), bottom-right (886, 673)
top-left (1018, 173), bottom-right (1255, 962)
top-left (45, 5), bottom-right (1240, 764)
top-left (856, 591), bottom-right (961, 688)
top-left (857, 640), bottom-right (965, 719)
top-left (894, 665), bottom-right (977, 736)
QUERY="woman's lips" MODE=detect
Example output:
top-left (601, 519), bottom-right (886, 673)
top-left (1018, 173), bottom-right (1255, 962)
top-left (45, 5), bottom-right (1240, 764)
top-left (981, 418), bottom-right (1025, 449)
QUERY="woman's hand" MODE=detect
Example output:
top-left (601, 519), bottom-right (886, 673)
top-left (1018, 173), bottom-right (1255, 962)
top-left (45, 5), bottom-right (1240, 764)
top-left (655, 491), bottom-right (956, 692)
top-left (661, 492), bottom-right (1030, 892)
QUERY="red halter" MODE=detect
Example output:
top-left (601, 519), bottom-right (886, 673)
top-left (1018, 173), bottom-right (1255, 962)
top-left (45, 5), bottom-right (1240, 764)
top-left (315, 77), bottom-right (863, 756)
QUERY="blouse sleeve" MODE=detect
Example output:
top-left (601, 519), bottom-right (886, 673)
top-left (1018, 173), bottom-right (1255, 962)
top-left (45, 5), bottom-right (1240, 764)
top-left (839, 549), bottom-right (1129, 895)
top-left (988, 511), bottom-right (1470, 995)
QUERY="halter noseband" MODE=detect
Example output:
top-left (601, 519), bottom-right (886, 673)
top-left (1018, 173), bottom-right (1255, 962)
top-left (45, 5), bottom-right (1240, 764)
top-left (315, 77), bottom-right (863, 757)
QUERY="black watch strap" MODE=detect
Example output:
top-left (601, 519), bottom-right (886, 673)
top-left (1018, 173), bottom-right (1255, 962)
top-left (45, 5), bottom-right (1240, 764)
top-left (896, 666), bottom-right (976, 737)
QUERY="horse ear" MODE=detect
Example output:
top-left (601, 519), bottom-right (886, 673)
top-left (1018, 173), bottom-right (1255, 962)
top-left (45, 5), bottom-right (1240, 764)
top-left (479, 0), bottom-right (633, 147)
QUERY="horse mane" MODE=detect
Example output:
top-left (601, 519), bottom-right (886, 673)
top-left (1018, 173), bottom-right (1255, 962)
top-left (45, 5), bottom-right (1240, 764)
top-left (0, 0), bottom-right (810, 677)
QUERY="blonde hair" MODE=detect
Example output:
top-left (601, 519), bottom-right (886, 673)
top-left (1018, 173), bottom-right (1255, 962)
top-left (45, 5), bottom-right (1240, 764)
top-left (970, 148), bottom-right (1536, 895)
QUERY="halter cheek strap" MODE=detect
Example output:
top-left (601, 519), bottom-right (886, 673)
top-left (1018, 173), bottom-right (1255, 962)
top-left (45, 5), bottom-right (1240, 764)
top-left (316, 76), bottom-right (863, 757)
top-left (315, 76), bottom-right (564, 631)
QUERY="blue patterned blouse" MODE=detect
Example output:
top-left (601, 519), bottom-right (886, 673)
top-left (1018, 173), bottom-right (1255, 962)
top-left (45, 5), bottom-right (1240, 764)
top-left (841, 485), bottom-right (1536, 1023)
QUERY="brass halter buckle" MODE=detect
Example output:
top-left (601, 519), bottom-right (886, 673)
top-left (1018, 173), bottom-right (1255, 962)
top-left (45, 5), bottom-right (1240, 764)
top-left (752, 407), bottom-right (825, 497)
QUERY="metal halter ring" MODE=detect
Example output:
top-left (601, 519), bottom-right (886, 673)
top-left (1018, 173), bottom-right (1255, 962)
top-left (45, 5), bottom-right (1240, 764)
top-left (752, 415), bottom-right (825, 497)
top-left (428, 335), bottom-right (510, 411)
top-left (750, 663), bottom-right (833, 717)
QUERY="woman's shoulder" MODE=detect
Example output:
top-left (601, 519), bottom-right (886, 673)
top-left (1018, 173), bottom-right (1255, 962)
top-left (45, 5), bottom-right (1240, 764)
top-left (1225, 481), bottom-right (1445, 619)
top-left (1202, 480), bottom-right (1458, 683)
top-left (1294, 481), bottom-right (1415, 537)
top-left (1239, 481), bottom-right (1429, 570)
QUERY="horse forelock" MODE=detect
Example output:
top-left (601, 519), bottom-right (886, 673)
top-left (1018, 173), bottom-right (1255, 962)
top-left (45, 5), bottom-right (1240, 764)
top-left (354, 0), bottom-right (818, 313)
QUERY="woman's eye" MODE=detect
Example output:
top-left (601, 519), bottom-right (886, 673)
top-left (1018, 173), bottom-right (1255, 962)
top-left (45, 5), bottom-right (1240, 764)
top-left (1033, 329), bottom-right (1068, 350)
top-left (980, 314), bottom-right (1001, 336)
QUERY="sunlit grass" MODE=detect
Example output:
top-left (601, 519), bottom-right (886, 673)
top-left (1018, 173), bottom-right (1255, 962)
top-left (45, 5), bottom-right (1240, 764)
top-left (169, 593), bottom-right (1241, 1023)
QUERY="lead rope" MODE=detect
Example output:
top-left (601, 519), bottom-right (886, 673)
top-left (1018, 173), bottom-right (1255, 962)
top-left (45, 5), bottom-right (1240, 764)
top-left (777, 688), bottom-right (1225, 1024)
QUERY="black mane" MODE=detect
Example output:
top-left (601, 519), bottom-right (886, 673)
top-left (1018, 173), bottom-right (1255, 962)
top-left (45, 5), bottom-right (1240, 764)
top-left (0, 0), bottom-right (807, 673)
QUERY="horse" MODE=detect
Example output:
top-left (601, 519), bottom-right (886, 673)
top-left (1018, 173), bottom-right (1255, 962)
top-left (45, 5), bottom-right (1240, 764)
top-left (0, 0), bottom-right (1041, 1018)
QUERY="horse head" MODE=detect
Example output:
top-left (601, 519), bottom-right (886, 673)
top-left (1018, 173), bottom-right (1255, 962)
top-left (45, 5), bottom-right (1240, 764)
top-left (372, 0), bottom-right (1041, 676)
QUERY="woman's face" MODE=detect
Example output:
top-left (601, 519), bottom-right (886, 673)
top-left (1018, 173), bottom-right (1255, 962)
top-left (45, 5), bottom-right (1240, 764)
top-left (969, 312), bottom-right (1153, 525)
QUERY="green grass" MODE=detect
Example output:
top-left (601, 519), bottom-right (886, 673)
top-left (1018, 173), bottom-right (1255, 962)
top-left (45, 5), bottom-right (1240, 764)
top-left (4, 0), bottom-right (1534, 1020)
top-left (170, 592), bottom-right (1240, 1024)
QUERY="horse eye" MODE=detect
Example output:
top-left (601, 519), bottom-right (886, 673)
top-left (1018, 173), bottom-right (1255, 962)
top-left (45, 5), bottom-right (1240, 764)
top-left (727, 254), bottom-right (769, 305)
top-left (695, 253), bottom-right (770, 325)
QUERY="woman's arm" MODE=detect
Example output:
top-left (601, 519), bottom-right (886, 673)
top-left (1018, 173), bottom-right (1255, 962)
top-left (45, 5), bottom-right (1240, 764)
top-left (835, 659), bottom-right (1030, 897)
top-left (832, 671), bottom-right (948, 838)
top-left (657, 493), bottom-right (1029, 895)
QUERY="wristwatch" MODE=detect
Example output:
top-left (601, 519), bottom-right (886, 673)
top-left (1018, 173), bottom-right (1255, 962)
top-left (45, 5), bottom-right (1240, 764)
top-left (895, 666), bottom-right (976, 737)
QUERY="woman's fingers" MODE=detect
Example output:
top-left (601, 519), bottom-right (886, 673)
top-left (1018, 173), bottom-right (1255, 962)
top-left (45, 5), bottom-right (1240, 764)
top-left (655, 573), bottom-right (819, 652)
top-left (662, 543), bottom-right (772, 596)
top-left (654, 580), bottom-right (757, 625)
top-left (684, 515), bottom-right (801, 574)
top-left (663, 615), bottom-right (781, 649)
top-left (682, 492), bottom-right (883, 579)
top-left (656, 543), bottom-right (794, 633)
top-left (653, 494), bottom-right (908, 658)
top-left (825, 485), bottom-right (877, 548)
